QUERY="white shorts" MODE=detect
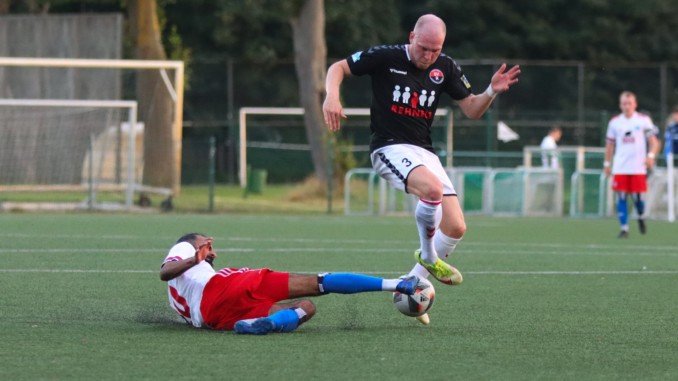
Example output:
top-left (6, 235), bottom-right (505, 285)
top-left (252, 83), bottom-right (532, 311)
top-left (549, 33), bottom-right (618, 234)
top-left (370, 144), bottom-right (456, 195)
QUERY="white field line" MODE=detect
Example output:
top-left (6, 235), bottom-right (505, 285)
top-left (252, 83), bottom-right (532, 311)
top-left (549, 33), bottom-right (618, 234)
top-left (0, 248), bottom-right (253, 253)
top-left (0, 247), bottom-right (676, 257)
top-left (0, 232), bottom-right (674, 253)
top-left (0, 269), bottom-right (677, 275)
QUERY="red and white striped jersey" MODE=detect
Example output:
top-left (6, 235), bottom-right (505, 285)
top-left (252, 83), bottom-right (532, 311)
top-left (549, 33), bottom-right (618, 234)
top-left (606, 112), bottom-right (655, 174)
top-left (162, 243), bottom-right (251, 328)
top-left (162, 242), bottom-right (216, 327)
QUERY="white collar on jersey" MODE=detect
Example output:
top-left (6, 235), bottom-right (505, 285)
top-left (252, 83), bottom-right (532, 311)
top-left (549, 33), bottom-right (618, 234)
top-left (405, 44), bottom-right (412, 62)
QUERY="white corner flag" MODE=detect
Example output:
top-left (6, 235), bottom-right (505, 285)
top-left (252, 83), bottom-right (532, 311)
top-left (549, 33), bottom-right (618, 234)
top-left (497, 121), bottom-right (519, 142)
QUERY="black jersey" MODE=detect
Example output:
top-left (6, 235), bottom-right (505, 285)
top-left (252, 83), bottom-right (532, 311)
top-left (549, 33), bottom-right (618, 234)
top-left (346, 44), bottom-right (472, 153)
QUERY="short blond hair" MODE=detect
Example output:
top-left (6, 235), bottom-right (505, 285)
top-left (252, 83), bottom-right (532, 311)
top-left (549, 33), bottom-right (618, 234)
top-left (620, 91), bottom-right (636, 100)
top-left (413, 14), bottom-right (446, 35)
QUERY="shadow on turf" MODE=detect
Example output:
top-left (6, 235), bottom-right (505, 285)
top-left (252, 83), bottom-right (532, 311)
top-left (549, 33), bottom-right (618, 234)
top-left (135, 307), bottom-right (188, 330)
top-left (136, 301), bottom-right (429, 334)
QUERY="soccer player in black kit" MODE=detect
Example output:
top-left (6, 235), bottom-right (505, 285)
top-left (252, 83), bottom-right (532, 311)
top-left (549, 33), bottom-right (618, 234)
top-left (323, 14), bottom-right (520, 324)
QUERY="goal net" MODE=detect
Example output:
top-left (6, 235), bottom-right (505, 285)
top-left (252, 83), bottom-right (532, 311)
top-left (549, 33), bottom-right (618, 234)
top-left (0, 99), bottom-right (140, 210)
top-left (238, 107), bottom-right (454, 188)
top-left (0, 57), bottom-right (184, 210)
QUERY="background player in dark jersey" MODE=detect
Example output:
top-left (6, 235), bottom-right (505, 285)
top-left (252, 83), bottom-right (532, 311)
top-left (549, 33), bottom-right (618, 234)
top-left (323, 14), bottom-right (520, 322)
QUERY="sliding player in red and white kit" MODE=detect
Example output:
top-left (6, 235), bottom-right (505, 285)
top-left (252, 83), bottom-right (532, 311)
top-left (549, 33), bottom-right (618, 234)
top-left (604, 91), bottom-right (661, 238)
top-left (160, 233), bottom-right (419, 335)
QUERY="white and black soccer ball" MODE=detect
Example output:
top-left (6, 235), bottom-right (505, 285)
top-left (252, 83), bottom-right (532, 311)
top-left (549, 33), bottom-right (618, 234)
top-left (393, 277), bottom-right (435, 317)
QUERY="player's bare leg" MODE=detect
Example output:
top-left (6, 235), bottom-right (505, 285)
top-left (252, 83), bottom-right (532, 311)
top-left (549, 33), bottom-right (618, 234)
top-left (235, 273), bottom-right (417, 334)
top-left (234, 275), bottom-right (319, 334)
top-left (407, 166), bottom-right (443, 262)
top-left (406, 167), bottom-right (460, 286)
top-left (268, 300), bottom-right (317, 324)
top-left (632, 193), bottom-right (646, 234)
top-left (287, 273), bottom-right (322, 297)
top-left (408, 195), bottom-right (465, 325)
top-left (438, 195), bottom-right (467, 257)
top-left (406, 167), bottom-right (463, 286)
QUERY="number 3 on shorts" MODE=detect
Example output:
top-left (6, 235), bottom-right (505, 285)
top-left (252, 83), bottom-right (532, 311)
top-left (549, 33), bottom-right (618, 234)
top-left (402, 158), bottom-right (412, 167)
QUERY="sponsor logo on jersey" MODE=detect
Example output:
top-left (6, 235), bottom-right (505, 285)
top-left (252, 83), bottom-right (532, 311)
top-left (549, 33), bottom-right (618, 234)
top-left (389, 68), bottom-right (407, 75)
top-left (351, 51), bottom-right (363, 62)
top-left (461, 75), bottom-right (471, 89)
top-left (389, 105), bottom-right (434, 120)
top-left (429, 69), bottom-right (444, 84)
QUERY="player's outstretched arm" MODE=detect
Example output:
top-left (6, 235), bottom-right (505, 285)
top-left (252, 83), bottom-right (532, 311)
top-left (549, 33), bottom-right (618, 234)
top-left (323, 60), bottom-right (351, 132)
top-left (457, 63), bottom-right (521, 120)
top-left (160, 239), bottom-right (215, 281)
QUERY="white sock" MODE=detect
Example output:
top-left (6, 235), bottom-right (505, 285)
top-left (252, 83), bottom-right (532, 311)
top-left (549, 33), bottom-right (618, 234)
top-left (381, 279), bottom-right (400, 291)
top-left (408, 263), bottom-right (430, 279)
top-left (294, 307), bottom-right (307, 319)
top-left (435, 205), bottom-right (443, 227)
top-left (415, 199), bottom-right (441, 264)
top-left (434, 231), bottom-right (461, 260)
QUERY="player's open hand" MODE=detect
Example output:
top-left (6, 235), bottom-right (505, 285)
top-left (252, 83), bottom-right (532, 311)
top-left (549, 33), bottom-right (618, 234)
top-left (323, 96), bottom-right (347, 132)
top-left (490, 63), bottom-right (521, 94)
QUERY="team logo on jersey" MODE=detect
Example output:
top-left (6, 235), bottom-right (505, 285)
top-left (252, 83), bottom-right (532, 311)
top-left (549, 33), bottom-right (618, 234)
top-left (429, 69), bottom-right (444, 84)
top-left (351, 51), bottom-right (363, 62)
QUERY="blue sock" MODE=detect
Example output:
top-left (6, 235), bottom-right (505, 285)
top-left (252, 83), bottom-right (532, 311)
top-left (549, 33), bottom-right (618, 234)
top-left (633, 193), bottom-right (645, 217)
top-left (267, 309), bottom-right (299, 333)
top-left (617, 193), bottom-right (628, 227)
top-left (319, 273), bottom-right (383, 294)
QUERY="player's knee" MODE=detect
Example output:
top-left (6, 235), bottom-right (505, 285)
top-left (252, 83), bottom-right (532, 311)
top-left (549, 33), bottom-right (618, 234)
top-left (298, 299), bottom-right (316, 319)
top-left (420, 182), bottom-right (443, 202)
top-left (453, 222), bottom-right (467, 238)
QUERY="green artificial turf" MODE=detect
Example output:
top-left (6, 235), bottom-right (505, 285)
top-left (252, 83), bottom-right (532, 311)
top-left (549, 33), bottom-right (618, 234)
top-left (0, 214), bottom-right (676, 380)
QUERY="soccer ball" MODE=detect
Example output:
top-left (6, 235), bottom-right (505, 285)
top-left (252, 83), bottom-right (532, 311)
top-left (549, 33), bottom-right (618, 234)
top-left (393, 277), bottom-right (435, 317)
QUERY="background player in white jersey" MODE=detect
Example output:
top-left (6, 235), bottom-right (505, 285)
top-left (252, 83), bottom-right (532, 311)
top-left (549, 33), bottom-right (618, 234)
top-left (604, 91), bottom-right (661, 238)
top-left (323, 14), bottom-right (520, 323)
top-left (540, 125), bottom-right (562, 169)
top-left (160, 233), bottom-right (419, 335)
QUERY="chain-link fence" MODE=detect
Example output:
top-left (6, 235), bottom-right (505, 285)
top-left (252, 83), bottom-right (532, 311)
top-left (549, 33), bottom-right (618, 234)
top-left (182, 57), bottom-right (678, 184)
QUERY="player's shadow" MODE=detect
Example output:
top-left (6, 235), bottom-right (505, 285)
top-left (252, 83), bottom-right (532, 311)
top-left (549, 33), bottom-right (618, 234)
top-left (134, 306), bottom-right (189, 331)
top-left (136, 300), bottom-right (432, 334)
top-left (294, 299), bottom-right (431, 334)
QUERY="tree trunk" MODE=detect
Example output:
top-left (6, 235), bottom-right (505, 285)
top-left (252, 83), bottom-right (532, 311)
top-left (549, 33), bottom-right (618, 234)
top-left (290, 0), bottom-right (329, 182)
top-left (128, 0), bottom-right (177, 190)
top-left (0, 1), bottom-right (10, 14)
